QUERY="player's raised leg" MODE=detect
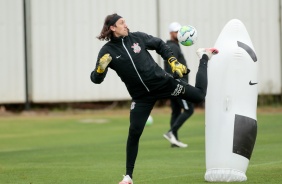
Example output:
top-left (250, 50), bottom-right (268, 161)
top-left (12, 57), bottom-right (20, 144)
top-left (179, 48), bottom-right (219, 103)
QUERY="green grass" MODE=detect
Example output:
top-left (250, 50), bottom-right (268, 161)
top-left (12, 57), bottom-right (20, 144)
top-left (0, 108), bottom-right (281, 184)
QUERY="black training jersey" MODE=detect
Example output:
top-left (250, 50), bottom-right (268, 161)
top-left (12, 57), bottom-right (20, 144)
top-left (91, 32), bottom-right (174, 99)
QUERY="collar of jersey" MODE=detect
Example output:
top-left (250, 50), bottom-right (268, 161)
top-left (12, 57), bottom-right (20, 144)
top-left (111, 34), bottom-right (129, 43)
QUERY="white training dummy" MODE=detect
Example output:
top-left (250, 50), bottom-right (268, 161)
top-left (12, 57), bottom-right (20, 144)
top-left (205, 19), bottom-right (258, 182)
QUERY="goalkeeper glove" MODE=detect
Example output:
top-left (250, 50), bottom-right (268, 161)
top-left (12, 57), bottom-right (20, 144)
top-left (96, 53), bottom-right (112, 73)
top-left (168, 56), bottom-right (189, 78)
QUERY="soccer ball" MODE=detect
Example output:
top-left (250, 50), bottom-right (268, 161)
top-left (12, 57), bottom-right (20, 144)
top-left (177, 25), bottom-right (198, 46)
top-left (146, 115), bottom-right (153, 126)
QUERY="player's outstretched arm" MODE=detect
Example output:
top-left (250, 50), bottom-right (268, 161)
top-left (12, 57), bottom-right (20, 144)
top-left (136, 32), bottom-right (173, 60)
top-left (90, 53), bottom-right (112, 84)
top-left (168, 56), bottom-right (189, 78)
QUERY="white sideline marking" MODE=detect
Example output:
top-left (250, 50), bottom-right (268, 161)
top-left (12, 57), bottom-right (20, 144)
top-left (79, 118), bottom-right (108, 124)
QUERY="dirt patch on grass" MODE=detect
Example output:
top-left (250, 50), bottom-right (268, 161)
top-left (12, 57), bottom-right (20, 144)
top-left (79, 118), bottom-right (109, 124)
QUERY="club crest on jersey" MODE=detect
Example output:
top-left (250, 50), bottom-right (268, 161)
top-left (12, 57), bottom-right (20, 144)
top-left (131, 43), bottom-right (141, 53)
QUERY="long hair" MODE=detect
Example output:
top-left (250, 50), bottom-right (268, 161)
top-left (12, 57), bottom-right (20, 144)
top-left (97, 14), bottom-right (117, 41)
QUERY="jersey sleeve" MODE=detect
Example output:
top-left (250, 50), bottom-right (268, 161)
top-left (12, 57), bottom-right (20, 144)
top-left (169, 43), bottom-right (181, 59)
top-left (90, 47), bottom-right (109, 84)
top-left (136, 32), bottom-right (174, 60)
top-left (165, 41), bottom-right (189, 82)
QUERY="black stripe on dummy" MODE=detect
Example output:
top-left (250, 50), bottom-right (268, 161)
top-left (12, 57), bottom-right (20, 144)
top-left (233, 114), bottom-right (257, 159)
top-left (237, 41), bottom-right (257, 62)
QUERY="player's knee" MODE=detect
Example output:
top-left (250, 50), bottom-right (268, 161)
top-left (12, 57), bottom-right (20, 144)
top-left (192, 92), bottom-right (206, 103)
top-left (184, 106), bottom-right (194, 114)
top-left (172, 109), bottom-right (181, 116)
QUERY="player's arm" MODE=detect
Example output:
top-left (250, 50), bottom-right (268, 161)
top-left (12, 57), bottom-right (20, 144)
top-left (164, 44), bottom-right (189, 77)
top-left (137, 31), bottom-right (173, 60)
top-left (169, 44), bottom-right (180, 59)
top-left (167, 56), bottom-right (189, 78)
top-left (137, 32), bottom-right (188, 78)
top-left (90, 49), bottom-right (112, 84)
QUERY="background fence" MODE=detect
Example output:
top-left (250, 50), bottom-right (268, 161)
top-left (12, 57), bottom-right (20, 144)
top-left (0, 0), bottom-right (281, 104)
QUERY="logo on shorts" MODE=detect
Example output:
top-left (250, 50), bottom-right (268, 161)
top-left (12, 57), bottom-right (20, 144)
top-left (131, 102), bottom-right (136, 110)
top-left (171, 84), bottom-right (184, 96)
top-left (131, 43), bottom-right (141, 53)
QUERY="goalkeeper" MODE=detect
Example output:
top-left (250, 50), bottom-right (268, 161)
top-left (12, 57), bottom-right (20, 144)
top-left (90, 13), bottom-right (218, 184)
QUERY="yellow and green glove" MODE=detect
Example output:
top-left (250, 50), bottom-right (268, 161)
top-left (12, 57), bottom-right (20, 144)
top-left (168, 56), bottom-right (189, 78)
top-left (96, 53), bottom-right (112, 73)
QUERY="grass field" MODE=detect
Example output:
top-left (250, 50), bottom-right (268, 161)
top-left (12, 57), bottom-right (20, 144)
top-left (0, 107), bottom-right (281, 184)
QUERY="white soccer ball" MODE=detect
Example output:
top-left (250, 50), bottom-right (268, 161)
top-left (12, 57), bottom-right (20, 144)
top-left (177, 25), bottom-right (198, 46)
top-left (146, 115), bottom-right (153, 126)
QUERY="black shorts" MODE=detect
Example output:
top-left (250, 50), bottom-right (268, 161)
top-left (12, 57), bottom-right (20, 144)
top-left (148, 75), bottom-right (187, 100)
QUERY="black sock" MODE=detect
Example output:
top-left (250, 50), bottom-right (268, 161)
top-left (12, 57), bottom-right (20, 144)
top-left (202, 54), bottom-right (209, 60)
